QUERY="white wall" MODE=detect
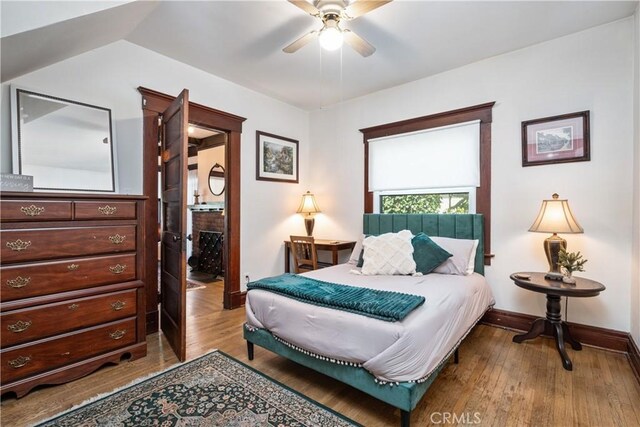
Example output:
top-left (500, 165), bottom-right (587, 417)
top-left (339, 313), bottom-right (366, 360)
top-left (0, 40), bottom-right (310, 287)
top-left (631, 7), bottom-right (640, 344)
top-left (309, 18), bottom-right (635, 332)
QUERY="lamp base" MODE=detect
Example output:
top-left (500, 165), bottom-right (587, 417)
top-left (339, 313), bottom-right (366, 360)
top-left (543, 233), bottom-right (567, 280)
top-left (304, 217), bottom-right (315, 236)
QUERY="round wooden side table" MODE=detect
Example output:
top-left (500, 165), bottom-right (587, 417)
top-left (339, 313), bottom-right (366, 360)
top-left (510, 272), bottom-right (606, 371)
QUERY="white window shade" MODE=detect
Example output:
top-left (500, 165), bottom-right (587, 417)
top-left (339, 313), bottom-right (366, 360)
top-left (368, 120), bottom-right (480, 192)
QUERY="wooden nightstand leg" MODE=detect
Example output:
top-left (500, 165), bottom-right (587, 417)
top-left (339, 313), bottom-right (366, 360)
top-left (552, 322), bottom-right (573, 371)
top-left (513, 317), bottom-right (546, 343)
top-left (561, 322), bottom-right (582, 351)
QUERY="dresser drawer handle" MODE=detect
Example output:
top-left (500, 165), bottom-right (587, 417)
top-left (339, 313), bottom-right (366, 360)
top-left (6, 239), bottom-right (31, 252)
top-left (20, 205), bottom-right (45, 216)
top-left (8, 355), bottom-right (31, 369)
top-left (68, 303), bottom-right (79, 311)
top-left (109, 264), bottom-right (127, 274)
top-left (111, 300), bottom-right (126, 311)
top-left (98, 205), bottom-right (117, 215)
top-left (6, 276), bottom-right (31, 288)
top-left (109, 234), bottom-right (126, 245)
top-left (7, 320), bottom-right (32, 333)
top-left (109, 329), bottom-right (127, 340)
top-left (67, 263), bottom-right (80, 271)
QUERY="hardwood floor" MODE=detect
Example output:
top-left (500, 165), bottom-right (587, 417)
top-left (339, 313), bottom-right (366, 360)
top-left (2, 282), bottom-right (640, 426)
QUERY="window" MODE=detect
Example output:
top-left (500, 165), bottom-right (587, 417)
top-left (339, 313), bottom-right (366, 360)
top-left (377, 188), bottom-right (474, 214)
top-left (360, 102), bottom-right (495, 264)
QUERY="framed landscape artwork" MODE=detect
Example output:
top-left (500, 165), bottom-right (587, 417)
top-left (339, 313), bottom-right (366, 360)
top-left (256, 131), bottom-right (299, 183)
top-left (521, 111), bottom-right (590, 167)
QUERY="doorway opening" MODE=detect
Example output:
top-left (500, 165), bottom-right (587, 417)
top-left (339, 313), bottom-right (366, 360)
top-left (157, 123), bottom-right (226, 289)
top-left (139, 87), bottom-right (246, 351)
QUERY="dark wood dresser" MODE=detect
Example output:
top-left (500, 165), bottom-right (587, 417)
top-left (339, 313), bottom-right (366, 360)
top-left (0, 192), bottom-right (147, 398)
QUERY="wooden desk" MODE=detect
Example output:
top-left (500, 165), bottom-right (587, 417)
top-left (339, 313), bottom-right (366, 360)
top-left (284, 239), bottom-right (356, 273)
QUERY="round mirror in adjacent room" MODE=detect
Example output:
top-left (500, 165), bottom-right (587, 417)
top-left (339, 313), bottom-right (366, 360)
top-left (208, 163), bottom-right (225, 196)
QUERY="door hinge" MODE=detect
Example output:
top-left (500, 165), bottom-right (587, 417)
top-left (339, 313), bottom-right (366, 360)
top-left (157, 116), bottom-right (162, 127)
top-left (157, 291), bottom-right (162, 303)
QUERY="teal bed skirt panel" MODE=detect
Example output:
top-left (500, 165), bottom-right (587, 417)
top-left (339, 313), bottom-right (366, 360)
top-left (363, 214), bottom-right (485, 275)
top-left (244, 326), bottom-right (443, 412)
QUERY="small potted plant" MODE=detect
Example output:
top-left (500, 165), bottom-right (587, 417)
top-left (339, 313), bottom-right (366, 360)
top-left (557, 248), bottom-right (587, 284)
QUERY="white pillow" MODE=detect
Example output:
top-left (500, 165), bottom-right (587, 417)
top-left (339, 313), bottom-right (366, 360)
top-left (361, 230), bottom-right (416, 275)
top-left (431, 236), bottom-right (479, 276)
top-left (348, 234), bottom-right (365, 265)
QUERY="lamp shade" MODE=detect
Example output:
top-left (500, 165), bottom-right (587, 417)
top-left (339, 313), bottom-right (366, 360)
top-left (297, 191), bottom-right (321, 214)
top-left (529, 193), bottom-right (583, 234)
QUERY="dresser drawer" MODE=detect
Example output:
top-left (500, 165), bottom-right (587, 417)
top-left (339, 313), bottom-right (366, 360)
top-left (74, 201), bottom-right (137, 220)
top-left (1, 226), bottom-right (136, 264)
top-left (1, 318), bottom-right (136, 384)
top-left (1, 254), bottom-right (136, 302)
top-left (1, 289), bottom-right (137, 347)
top-left (1, 201), bottom-right (72, 222)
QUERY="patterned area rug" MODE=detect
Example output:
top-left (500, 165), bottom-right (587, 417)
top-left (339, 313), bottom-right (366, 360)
top-left (186, 279), bottom-right (207, 291)
top-left (37, 350), bottom-right (359, 427)
top-left (157, 263), bottom-right (216, 291)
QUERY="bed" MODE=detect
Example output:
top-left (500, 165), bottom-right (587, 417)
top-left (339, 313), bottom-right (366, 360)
top-left (244, 214), bottom-right (495, 426)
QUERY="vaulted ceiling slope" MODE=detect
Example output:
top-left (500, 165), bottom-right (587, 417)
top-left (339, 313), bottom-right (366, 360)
top-left (1, 1), bottom-right (637, 110)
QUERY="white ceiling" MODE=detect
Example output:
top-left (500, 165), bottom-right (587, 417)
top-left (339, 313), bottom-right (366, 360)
top-left (2, 1), bottom-right (637, 110)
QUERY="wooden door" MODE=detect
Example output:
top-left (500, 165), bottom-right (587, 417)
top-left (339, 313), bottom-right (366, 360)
top-left (160, 89), bottom-right (189, 361)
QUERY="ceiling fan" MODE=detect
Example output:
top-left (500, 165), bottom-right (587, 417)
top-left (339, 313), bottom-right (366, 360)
top-left (283, 0), bottom-right (392, 57)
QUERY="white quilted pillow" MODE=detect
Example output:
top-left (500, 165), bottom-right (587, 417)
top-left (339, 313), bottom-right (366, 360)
top-left (361, 230), bottom-right (416, 275)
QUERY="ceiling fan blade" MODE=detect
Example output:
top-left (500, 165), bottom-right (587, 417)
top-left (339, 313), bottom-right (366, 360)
top-left (283, 31), bottom-right (318, 53)
top-left (287, 0), bottom-right (320, 16)
top-left (343, 0), bottom-right (392, 20)
top-left (343, 29), bottom-right (376, 57)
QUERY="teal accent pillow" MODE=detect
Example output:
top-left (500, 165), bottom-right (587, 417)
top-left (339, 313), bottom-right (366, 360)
top-left (412, 233), bottom-right (452, 274)
top-left (355, 234), bottom-right (371, 267)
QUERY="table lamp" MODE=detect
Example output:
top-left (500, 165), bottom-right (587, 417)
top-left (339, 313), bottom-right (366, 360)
top-left (297, 191), bottom-right (321, 236)
top-left (528, 193), bottom-right (583, 280)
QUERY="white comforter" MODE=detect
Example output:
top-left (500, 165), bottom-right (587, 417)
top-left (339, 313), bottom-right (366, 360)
top-left (245, 264), bottom-right (495, 382)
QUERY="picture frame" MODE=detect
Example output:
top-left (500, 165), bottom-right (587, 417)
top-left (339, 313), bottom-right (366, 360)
top-left (521, 111), bottom-right (590, 167)
top-left (256, 131), bottom-right (299, 183)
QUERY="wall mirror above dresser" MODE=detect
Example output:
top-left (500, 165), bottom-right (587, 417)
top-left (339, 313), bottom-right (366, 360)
top-left (11, 87), bottom-right (117, 193)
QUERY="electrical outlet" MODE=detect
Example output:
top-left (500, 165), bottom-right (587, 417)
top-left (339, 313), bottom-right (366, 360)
top-left (244, 273), bottom-right (250, 284)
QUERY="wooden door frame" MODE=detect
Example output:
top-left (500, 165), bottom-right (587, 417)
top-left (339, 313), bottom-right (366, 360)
top-left (138, 87), bottom-right (246, 334)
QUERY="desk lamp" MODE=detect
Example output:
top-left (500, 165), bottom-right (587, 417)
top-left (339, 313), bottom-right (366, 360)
top-left (297, 191), bottom-right (321, 236)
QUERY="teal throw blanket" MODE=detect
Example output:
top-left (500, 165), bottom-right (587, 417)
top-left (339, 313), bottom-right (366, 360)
top-left (247, 274), bottom-right (425, 322)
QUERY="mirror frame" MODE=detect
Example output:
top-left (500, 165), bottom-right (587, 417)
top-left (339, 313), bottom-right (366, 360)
top-left (11, 86), bottom-right (117, 193)
top-left (208, 163), bottom-right (225, 196)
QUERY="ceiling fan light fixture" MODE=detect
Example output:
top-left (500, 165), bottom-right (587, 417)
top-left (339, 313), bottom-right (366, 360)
top-left (318, 25), bottom-right (343, 51)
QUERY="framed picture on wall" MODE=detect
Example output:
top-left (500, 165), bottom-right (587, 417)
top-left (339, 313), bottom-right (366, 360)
top-left (256, 131), bottom-right (299, 183)
top-left (521, 111), bottom-right (590, 167)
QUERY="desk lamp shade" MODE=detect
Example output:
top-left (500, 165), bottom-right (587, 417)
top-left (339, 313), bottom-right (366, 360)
top-left (297, 191), bottom-right (321, 236)
top-left (529, 193), bottom-right (583, 280)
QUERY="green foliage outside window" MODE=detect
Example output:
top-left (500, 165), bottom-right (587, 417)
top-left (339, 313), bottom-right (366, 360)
top-left (381, 193), bottom-right (469, 214)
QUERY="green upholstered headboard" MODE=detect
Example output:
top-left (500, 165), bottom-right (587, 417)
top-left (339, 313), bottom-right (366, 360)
top-left (363, 214), bottom-right (485, 275)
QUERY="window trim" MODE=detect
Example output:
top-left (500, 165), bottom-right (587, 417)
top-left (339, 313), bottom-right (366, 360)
top-left (360, 102), bottom-right (495, 265)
